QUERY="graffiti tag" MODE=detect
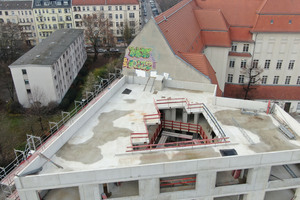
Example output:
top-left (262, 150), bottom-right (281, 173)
top-left (123, 46), bottom-right (156, 71)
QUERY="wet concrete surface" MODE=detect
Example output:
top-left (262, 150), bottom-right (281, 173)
top-left (56, 110), bottom-right (133, 164)
top-left (138, 148), bottom-right (220, 164)
top-left (44, 187), bottom-right (80, 200)
top-left (215, 110), bottom-right (298, 153)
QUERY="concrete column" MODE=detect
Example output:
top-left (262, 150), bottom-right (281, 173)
top-left (196, 171), bottom-right (216, 197)
top-left (139, 178), bottom-right (159, 199)
top-left (194, 113), bottom-right (199, 124)
top-left (164, 110), bottom-right (171, 121)
top-left (79, 184), bottom-right (101, 200)
top-left (247, 166), bottom-right (271, 190)
top-left (294, 187), bottom-right (300, 200)
top-left (245, 191), bottom-right (266, 200)
top-left (182, 111), bottom-right (188, 123)
top-left (171, 109), bottom-right (176, 121)
top-left (18, 190), bottom-right (40, 200)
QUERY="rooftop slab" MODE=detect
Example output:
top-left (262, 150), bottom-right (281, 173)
top-left (38, 83), bottom-right (300, 174)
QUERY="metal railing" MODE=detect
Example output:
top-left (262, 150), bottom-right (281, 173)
top-left (0, 71), bottom-right (122, 199)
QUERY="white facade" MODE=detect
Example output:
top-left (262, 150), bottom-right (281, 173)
top-left (72, 3), bottom-right (140, 42)
top-left (9, 29), bottom-right (87, 107)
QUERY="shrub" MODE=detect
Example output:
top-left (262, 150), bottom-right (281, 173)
top-left (6, 101), bottom-right (24, 114)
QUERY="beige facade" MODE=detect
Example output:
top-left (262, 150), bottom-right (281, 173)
top-left (0, 1), bottom-right (38, 45)
top-left (72, 3), bottom-right (140, 42)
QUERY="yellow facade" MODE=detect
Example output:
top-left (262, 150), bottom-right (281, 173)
top-left (33, 7), bottom-right (73, 42)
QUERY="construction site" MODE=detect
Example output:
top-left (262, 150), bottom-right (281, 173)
top-left (0, 73), bottom-right (300, 200)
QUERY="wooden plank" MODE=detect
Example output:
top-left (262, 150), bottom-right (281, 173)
top-left (162, 131), bottom-right (193, 140)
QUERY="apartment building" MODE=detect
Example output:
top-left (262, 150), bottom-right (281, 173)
top-left (72, 0), bottom-right (140, 43)
top-left (9, 29), bottom-right (87, 107)
top-left (32, 0), bottom-right (73, 42)
top-left (0, 1), bottom-right (38, 45)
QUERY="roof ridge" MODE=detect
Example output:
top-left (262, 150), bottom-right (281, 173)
top-left (257, 0), bottom-right (268, 14)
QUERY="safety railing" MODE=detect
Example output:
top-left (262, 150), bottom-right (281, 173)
top-left (0, 72), bottom-right (122, 199)
top-left (127, 137), bottom-right (230, 152)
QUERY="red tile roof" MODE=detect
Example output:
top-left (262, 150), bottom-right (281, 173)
top-left (224, 84), bottom-right (300, 100)
top-left (229, 27), bottom-right (253, 42)
top-left (229, 52), bottom-right (252, 57)
top-left (73, 0), bottom-right (139, 6)
top-left (202, 31), bottom-right (231, 47)
top-left (196, 0), bottom-right (263, 27)
top-left (194, 9), bottom-right (229, 31)
top-left (180, 52), bottom-right (222, 96)
top-left (252, 15), bottom-right (300, 33)
top-left (155, 0), bottom-right (203, 54)
top-left (258, 0), bottom-right (300, 14)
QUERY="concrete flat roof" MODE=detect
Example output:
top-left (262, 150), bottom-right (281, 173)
top-left (39, 82), bottom-right (300, 174)
top-left (10, 29), bottom-right (83, 67)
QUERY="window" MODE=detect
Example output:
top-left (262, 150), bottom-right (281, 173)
top-left (239, 75), bottom-right (244, 83)
top-left (5, 11), bottom-right (8, 16)
top-left (26, 89), bottom-right (31, 94)
top-left (127, 6), bottom-right (130, 10)
top-left (24, 80), bottom-right (29, 84)
top-left (271, 19), bottom-right (274, 24)
top-left (101, 6), bottom-right (104, 11)
top-left (262, 76), bottom-right (267, 84)
top-left (297, 76), bottom-right (300, 85)
top-left (109, 13), bottom-right (112, 19)
top-left (288, 60), bottom-right (295, 70)
top-left (115, 14), bottom-right (118, 19)
top-left (117, 30), bottom-right (120, 35)
top-left (129, 13), bottom-right (135, 18)
top-left (231, 43), bottom-right (237, 52)
top-left (160, 175), bottom-right (196, 193)
top-left (273, 76), bottom-right (279, 84)
top-left (22, 69), bottom-right (27, 74)
top-left (115, 6), bottom-right (118, 10)
top-left (108, 6), bottom-right (112, 10)
top-left (285, 76), bottom-right (291, 85)
top-left (276, 60), bottom-right (282, 69)
top-left (229, 58), bottom-right (235, 68)
top-left (243, 44), bottom-right (249, 52)
top-left (240, 59), bottom-right (246, 68)
top-left (0, 11), bottom-right (2, 15)
top-left (120, 22), bottom-right (123, 27)
top-left (264, 60), bottom-right (270, 69)
top-left (93, 6), bottom-right (96, 11)
top-left (82, 7), bottom-right (85, 11)
top-left (58, 9), bottom-right (62, 13)
top-left (119, 6), bottom-right (122, 10)
top-left (129, 21), bottom-right (135, 27)
top-left (133, 5), bottom-right (136, 10)
top-left (289, 20), bottom-right (292, 24)
top-left (227, 74), bottom-right (233, 83)
top-left (253, 59), bottom-right (259, 68)
top-left (120, 14), bottom-right (123, 19)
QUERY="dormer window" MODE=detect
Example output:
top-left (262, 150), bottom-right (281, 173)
top-left (289, 20), bottom-right (292, 24)
top-left (270, 20), bottom-right (274, 24)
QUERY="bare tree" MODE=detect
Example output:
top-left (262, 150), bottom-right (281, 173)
top-left (156, 0), bottom-right (182, 12)
top-left (82, 12), bottom-right (115, 61)
top-left (241, 61), bottom-right (263, 100)
top-left (0, 22), bottom-right (29, 63)
top-left (118, 19), bottom-right (139, 46)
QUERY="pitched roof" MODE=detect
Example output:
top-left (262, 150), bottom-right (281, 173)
top-left (194, 9), bottom-right (229, 31)
top-left (229, 27), bottom-right (253, 42)
top-left (72, 0), bottom-right (139, 6)
top-left (156, 0), bottom-right (203, 54)
top-left (258, 0), bottom-right (300, 14)
top-left (0, 1), bottom-right (32, 10)
top-left (201, 31), bottom-right (231, 47)
top-left (180, 52), bottom-right (222, 95)
top-left (229, 52), bottom-right (252, 57)
top-left (196, 0), bottom-right (264, 27)
top-left (224, 84), bottom-right (300, 100)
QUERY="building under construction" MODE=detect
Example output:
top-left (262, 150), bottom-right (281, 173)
top-left (0, 73), bottom-right (300, 200)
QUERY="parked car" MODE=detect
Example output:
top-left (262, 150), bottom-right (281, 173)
top-left (86, 48), bottom-right (95, 53)
top-left (109, 48), bottom-right (120, 52)
top-left (97, 48), bottom-right (107, 53)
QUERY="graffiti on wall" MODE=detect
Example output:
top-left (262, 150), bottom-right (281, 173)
top-left (123, 47), bottom-right (156, 71)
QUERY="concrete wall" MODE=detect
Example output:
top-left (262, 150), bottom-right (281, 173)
top-left (122, 19), bottom-right (211, 84)
top-left (18, 77), bottom-right (126, 175)
top-left (214, 97), bottom-right (268, 112)
top-left (273, 104), bottom-right (300, 136)
top-left (164, 79), bottom-right (216, 93)
top-left (15, 149), bottom-right (300, 200)
top-left (204, 46), bottom-right (230, 91)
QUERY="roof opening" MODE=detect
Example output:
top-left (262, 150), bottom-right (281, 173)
top-left (220, 149), bottom-right (237, 156)
top-left (122, 88), bottom-right (132, 94)
top-left (289, 20), bottom-right (292, 24)
top-left (270, 19), bottom-right (274, 24)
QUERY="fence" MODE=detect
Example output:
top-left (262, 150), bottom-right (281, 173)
top-left (0, 71), bottom-right (122, 199)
